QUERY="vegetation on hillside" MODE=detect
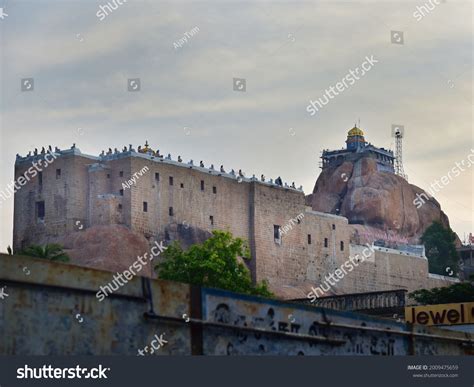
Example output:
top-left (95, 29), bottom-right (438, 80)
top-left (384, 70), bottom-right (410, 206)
top-left (421, 221), bottom-right (459, 276)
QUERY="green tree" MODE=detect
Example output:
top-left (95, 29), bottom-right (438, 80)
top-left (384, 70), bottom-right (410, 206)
top-left (156, 230), bottom-right (272, 297)
top-left (409, 283), bottom-right (474, 305)
top-left (19, 243), bottom-right (70, 263)
top-left (421, 221), bottom-right (459, 275)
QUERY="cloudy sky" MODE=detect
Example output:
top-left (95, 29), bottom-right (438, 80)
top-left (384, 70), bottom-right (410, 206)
top-left (0, 0), bottom-right (472, 251)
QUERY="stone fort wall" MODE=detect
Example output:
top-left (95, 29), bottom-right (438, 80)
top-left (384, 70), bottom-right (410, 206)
top-left (13, 149), bottom-right (457, 298)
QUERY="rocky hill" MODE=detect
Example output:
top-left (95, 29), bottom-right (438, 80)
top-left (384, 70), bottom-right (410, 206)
top-left (306, 157), bottom-right (452, 244)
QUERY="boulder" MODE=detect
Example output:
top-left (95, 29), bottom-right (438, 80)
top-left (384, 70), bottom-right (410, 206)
top-left (309, 157), bottom-right (453, 243)
top-left (57, 224), bottom-right (154, 277)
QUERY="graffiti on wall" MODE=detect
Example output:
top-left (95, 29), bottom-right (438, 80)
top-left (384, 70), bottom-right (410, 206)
top-left (205, 295), bottom-right (408, 356)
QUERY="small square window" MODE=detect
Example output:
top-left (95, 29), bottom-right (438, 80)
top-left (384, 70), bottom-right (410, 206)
top-left (210, 215), bottom-right (214, 225)
top-left (180, 183), bottom-right (184, 188)
top-left (143, 202), bottom-right (148, 212)
top-left (308, 234), bottom-right (312, 244)
top-left (56, 169), bottom-right (61, 179)
top-left (213, 186), bottom-right (217, 194)
top-left (155, 173), bottom-right (160, 181)
top-left (119, 189), bottom-right (124, 196)
top-left (169, 176), bottom-right (174, 186)
top-left (324, 238), bottom-right (328, 248)
top-left (119, 171), bottom-right (124, 177)
top-left (201, 180), bottom-right (205, 191)
top-left (169, 207), bottom-right (174, 216)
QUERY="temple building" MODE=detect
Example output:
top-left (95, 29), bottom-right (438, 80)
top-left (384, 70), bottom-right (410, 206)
top-left (321, 125), bottom-right (395, 173)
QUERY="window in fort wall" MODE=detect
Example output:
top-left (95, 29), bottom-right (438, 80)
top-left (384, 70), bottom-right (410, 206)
top-left (143, 202), bottom-right (148, 212)
top-left (120, 171), bottom-right (124, 177)
top-left (274, 225), bottom-right (282, 245)
top-left (155, 173), bottom-right (160, 181)
top-left (56, 169), bottom-right (61, 179)
top-left (308, 234), bottom-right (312, 244)
top-left (169, 176), bottom-right (174, 186)
top-left (340, 241), bottom-right (344, 251)
top-left (201, 180), bottom-right (205, 191)
top-left (38, 172), bottom-right (43, 188)
top-left (324, 238), bottom-right (328, 248)
top-left (36, 201), bottom-right (45, 222)
top-left (210, 215), bottom-right (214, 225)
top-left (212, 186), bottom-right (217, 194)
top-left (120, 189), bottom-right (124, 196)
top-left (169, 207), bottom-right (174, 216)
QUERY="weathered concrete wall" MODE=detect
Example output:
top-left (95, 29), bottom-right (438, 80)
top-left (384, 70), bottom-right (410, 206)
top-left (0, 254), bottom-right (191, 355)
top-left (0, 255), bottom-right (471, 356)
top-left (327, 244), bottom-right (459, 296)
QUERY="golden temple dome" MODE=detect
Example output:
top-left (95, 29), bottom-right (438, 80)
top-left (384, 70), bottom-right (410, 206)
top-left (347, 125), bottom-right (364, 137)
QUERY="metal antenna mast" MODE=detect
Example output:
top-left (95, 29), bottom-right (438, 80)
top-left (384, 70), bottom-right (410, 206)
top-left (394, 128), bottom-right (407, 180)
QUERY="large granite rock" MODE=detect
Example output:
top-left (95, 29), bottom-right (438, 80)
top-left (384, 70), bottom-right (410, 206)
top-left (58, 224), bottom-right (154, 277)
top-left (308, 157), bottom-right (452, 243)
top-left (53, 223), bottom-right (213, 277)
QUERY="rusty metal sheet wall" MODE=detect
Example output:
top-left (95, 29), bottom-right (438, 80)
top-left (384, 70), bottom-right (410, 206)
top-left (0, 255), bottom-right (191, 355)
top-left (201, 288), bottom-right (472, 356)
